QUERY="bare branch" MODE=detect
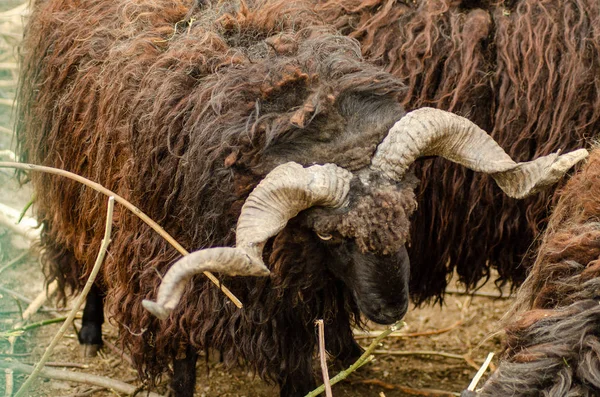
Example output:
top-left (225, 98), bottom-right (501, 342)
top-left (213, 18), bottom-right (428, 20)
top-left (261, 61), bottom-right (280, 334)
top-left (0, 98), bottom-right (15, 108)
top-left (372, 350), bottom-right (483, 371)
top-left (467, 352), bottom-right (494, 391)
top-left (373, 350), bottom-right (467, 360)
top-left (0, 202), bottom-right (40, 241)
top-left (13, 197), bottom-right (115, 397)
top-left (0, 360), bottom-right (164, 397)
top-left (0, 161), bottom-right (242, 308)
top-left (20, 281), bottom-right (58, 321)
top-left (354, 319), bottom-right (464, 339)
top-left (0, 284), bottom-right (55, 310)
top-left (0, 150), bottom-right (16, 160)
top-left (445, 289), bottom-right (514, 300)
top-left (0, 62), bottom-right (17, 70)
top-left (0, 80), bottom-right (17, 88)
top-left (315, 320), bottom-right (332, 397)
top-left (4, 368), bottom-right (14, 397)
top-left (62, 386), bottom-right (106, 397)
top-left (305, 321), bottom-right (406, 397)
top-left (22, 362), bottom-right (89, 369)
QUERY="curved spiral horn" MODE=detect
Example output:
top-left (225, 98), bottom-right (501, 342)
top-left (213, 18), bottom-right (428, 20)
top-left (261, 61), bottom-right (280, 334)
top-left (143, 162), bottom-right (353, 319)
top-left (370, 108), bottom-right (588, 199)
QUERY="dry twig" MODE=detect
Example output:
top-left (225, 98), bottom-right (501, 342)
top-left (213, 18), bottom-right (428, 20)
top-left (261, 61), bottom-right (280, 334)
top-left (0, 80), bottom-right (16, 88)
top-left (12, 198), bottom-right (114, 397)
top-left (3, 368), bottom-right (14, 397)
top-left (5, 317), bottom-right (69, 335)
top-left (19, 281), bottom-right (58, 321)
top-left (62, 386), bottom-right (106, 397)
top-left (354, 319), bottom-right (464, 339)
top-left (315, 319), bottom-right (332, 397)
top-left (0, 98), bottom-right (15, 108)
top-left (22, 362), bottom-right (89, 369)
top-left (0, 161), bottom-right (242, 308)
top-left (445, 289), bottom-right (513, 300)
top-left (0, 62), bottom-right (17, 70)
top-left (0, 150), bottom-right (16, 160)
top-left (467, 352), bottom-right (494, 391)
top-left (0, 284), bottom-right (54, 309)
top-left (373, 350), bottom-right (466, 360)
top-left (305, 321), bottom-right (406, 397)
top-left (0, 201), bottom-right (40, 241)
top-left (0, 360), bottom-right (164, 397)
top-left (372, 350), bottom-right (481, 371)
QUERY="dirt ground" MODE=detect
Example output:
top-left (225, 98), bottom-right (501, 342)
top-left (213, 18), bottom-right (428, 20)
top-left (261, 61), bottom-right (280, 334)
top-left (0, 2), bottom-right (512, 396)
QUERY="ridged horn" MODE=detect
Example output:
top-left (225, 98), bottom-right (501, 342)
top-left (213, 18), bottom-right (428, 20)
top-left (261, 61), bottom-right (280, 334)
top-left (142, 162), bottom-right (353, 319)
top-left (370, 108), bottom-right (588, 199)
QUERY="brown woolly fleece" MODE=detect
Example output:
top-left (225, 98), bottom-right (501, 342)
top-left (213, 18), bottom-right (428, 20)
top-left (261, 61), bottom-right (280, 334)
top-left (17, 0), bottom-right (416, 390)
top-left (475, 148), bottom-right (600, 395)
top-left (315, 0), bottom-right (600, 302)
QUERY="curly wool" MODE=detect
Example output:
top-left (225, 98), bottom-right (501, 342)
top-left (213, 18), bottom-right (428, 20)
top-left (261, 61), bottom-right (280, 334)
top-left (309, 173), bottom-right (418, 255)
top-left (475, 148), bottom-right (600, 396)
top-left (315, 0), bottom-right (600, 302)
top-left (17, 0), bottom-right (405, 386)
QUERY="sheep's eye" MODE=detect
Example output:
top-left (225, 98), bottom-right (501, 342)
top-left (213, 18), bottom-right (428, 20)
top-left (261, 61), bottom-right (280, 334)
top-left (316, 232), bottom-right (333, 241)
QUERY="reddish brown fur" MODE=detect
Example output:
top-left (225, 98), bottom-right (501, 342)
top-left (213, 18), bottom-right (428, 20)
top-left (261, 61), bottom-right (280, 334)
top-left (475, 148), bottom-right (600, 395)
top-left (17, 0), bottom-right (413, 392)
top-left (315, 0), bottom-right (600, 302)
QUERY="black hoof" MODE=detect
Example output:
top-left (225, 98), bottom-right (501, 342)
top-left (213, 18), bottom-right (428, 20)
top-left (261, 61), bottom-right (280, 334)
top-left (78, 323), bottom-right (103, 346)
top-left (82, 344), bottom-right (102, 358)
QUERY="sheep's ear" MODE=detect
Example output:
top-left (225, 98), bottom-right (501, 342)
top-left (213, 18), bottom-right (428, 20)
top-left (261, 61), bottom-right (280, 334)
top-left (370, 107), bottom-right (588, 199)
top-left (143, 162), bottom-right (353, 319)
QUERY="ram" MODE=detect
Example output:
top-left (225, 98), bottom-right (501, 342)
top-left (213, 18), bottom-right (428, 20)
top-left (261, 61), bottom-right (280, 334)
top-left (16, 0), bottom-right (584, 396)
top-left (316, 0), bottom-right (600, 300)
top-left (468, 148), bottom-right (600, 396)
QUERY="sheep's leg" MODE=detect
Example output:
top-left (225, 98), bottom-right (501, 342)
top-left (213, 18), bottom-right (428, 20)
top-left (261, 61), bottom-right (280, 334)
top-left (277, 358), bottom-right (317, 397)
top-left (78, 283), bottom-right (105, 357)
top-left (40, 225), bottom-right (106, 357)
top-left (170, 345), bottom-right (198, 397)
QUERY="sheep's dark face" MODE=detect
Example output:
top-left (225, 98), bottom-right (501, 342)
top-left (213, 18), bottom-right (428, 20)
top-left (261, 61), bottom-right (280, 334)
top-left (259, 91), bottom-right (415, 324)
top-left (245, 70), bottom-right (417, 324)
top-left (327, 244), bottom-right (410, 325)
top-left (304, 171), bottom-right (417, 324)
